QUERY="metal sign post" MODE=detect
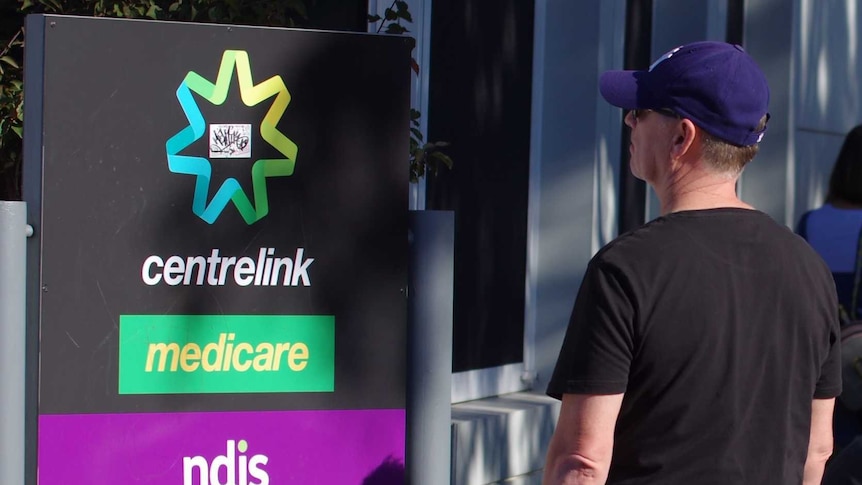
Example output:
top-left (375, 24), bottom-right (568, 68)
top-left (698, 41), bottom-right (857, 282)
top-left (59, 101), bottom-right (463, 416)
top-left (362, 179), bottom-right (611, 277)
top-left (0, 201), bottom-right (31, 485)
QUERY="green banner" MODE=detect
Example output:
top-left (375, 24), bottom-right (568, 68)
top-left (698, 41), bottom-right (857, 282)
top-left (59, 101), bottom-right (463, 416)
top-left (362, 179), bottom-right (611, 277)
top-left (119, 315), bottom-right (335, 394)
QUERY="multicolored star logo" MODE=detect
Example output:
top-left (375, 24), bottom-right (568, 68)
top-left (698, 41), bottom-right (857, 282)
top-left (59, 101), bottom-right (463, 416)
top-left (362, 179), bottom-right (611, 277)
top-left (165, 50), bottom-right (298, 224)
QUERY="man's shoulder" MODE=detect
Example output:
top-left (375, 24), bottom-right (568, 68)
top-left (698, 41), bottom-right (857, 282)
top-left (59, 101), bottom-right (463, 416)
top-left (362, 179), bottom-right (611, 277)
top-left (592, 208), bottom-right (825, 270)
top-left (591, 212), bottom-right (700, 265)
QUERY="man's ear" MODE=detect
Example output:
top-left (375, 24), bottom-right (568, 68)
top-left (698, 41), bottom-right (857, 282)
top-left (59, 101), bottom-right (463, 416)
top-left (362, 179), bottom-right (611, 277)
top-left (670, 118), bottom-right (697, 159)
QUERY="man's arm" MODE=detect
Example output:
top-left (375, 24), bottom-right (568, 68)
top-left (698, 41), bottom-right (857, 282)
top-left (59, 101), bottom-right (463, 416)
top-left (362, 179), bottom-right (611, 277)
top-left (803, 397), bottom-right (835, 485)
top-left (543, 393), bottom-right (624, 485)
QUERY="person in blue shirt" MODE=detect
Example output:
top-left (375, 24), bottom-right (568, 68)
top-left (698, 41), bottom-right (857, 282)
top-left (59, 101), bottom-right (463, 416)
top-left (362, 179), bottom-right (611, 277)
top-left (797, 124), bottom-right (862, 321)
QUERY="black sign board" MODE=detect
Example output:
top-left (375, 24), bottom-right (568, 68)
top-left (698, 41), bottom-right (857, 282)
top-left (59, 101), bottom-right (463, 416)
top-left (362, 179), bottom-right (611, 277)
top-left (24, 14), bottom-right (411, 484)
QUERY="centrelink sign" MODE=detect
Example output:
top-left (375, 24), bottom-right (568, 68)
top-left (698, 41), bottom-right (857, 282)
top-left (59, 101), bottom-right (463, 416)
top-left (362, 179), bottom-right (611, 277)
top-left (24, 15), bottom-right (411, 485)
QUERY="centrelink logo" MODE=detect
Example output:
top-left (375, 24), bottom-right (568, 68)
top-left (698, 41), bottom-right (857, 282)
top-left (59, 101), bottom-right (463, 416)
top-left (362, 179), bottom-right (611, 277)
top-left (183, 439), bottom-right (269, 485)
top-left (166, 50), bottom-right (298, 225)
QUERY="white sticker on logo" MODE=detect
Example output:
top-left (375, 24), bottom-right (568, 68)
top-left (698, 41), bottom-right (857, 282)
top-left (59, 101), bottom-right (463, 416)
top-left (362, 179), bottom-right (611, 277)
top-left (649, 46), bottom-right (682, 72)
top-left (209, 124), bottom-right (252, 158)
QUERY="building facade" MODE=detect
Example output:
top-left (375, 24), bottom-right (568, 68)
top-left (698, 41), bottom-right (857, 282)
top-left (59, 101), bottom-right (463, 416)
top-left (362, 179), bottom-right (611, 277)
top-left (380, 0), bottom-right (862, 483)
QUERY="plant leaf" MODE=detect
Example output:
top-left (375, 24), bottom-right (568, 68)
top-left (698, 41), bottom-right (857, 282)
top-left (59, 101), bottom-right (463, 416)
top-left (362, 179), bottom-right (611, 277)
top-left (429, 151), bottom-right (453, 169)
top-left (385, 23), bottom-right (407, 35)
top-left (1, 57), bottom-right (20, 69)
top-left (395, 2), bottom-right (412, 22)
top-left (146, 4), bottom-right (161, 19)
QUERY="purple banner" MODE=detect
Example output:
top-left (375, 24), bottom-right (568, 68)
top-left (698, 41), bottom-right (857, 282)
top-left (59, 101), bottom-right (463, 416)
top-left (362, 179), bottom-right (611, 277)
top-left (38, 409), bottom-right (405, 485)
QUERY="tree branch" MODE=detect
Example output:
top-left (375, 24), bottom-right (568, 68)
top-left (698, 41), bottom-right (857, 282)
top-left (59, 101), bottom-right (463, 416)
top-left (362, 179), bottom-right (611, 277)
top-left (0, 27), bottom-right (24, 60)
top-left (375, 0), bottom-right (398, 33)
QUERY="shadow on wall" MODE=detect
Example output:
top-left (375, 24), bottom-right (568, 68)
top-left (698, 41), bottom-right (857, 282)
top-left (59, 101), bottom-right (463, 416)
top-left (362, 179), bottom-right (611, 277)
top-left (361, 456), bottom-right (405, 485)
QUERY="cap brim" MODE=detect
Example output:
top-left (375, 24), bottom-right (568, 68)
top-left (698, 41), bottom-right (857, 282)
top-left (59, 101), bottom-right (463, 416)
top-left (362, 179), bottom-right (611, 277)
top-left (599, 70), bottom-right (642, 110)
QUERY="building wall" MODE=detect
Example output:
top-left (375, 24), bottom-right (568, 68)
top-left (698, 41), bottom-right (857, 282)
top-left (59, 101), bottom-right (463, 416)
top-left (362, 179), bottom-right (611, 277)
top-left (449, 1), bottom-right (624, 482)
top-left (528, 0), bottom-right (624, 403)
top-left (792, 0), bottom-right (862, 222)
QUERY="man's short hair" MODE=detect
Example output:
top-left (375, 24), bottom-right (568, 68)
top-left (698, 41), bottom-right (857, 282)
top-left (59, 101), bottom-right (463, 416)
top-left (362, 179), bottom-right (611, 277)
top-left (701, 114), bottom-right (769, 175)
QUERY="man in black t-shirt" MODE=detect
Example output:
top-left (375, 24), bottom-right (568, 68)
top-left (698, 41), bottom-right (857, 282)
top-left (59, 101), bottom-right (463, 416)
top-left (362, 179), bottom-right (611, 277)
top-left (544, 41), bottom-right (842, 485)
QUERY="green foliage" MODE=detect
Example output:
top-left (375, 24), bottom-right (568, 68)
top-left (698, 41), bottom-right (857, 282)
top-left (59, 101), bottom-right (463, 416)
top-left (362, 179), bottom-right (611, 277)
top-left (0, 0), bottom-right (314, 199)
top-left (0, 27), bottom-right (24, 199)
top-left (367, 0), bottom-right (411, 34)
top-left (409, 108), bottom-right (452, 183)
top-left (368, 0), bottom-right (453, 184)
top-left (19, 0), bottom-right (311, 25)
top-left (0, 0), bottom-right (447, 199)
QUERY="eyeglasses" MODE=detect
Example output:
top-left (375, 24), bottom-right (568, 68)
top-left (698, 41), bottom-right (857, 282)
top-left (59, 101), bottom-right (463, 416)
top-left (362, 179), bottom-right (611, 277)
top-left (631, 108), bottom-right (681, 120)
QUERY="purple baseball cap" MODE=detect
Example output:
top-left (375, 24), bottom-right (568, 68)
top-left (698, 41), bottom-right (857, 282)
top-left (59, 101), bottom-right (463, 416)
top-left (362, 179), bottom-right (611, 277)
top-left (600, 41), bottom-right (770, 147)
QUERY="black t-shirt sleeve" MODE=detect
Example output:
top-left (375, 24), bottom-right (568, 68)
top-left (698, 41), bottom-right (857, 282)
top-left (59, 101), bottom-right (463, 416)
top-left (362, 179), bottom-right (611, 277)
top-left (546, 260), bottom-right (636, 399)
top-left (814, 317), bottom-right (842, 399)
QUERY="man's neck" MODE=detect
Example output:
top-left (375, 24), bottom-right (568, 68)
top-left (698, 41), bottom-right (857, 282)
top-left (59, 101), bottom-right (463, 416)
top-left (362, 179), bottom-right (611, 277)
top-left (656, 169), bottom-right (753, 215)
